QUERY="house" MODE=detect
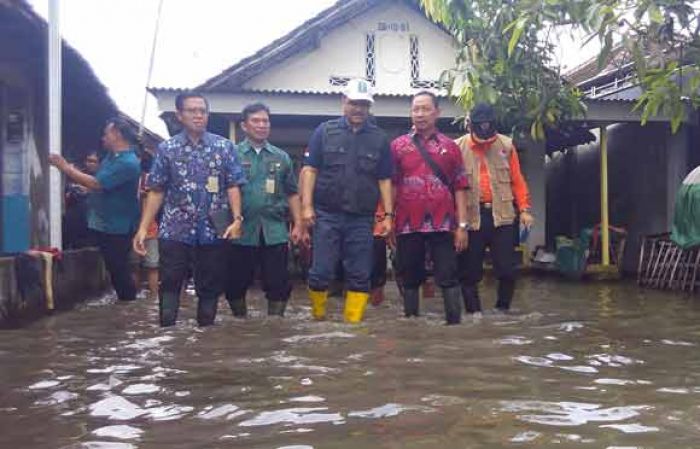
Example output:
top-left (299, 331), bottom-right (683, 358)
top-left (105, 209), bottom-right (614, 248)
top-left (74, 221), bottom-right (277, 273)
top-left (546, 51), bottom-right (700, 273)
top-left (0, 0), bottom-right (163, 326)
top-left (0, 0), bottom-right (162, 254)
top-left (150, 0), bottom-right (550, 250)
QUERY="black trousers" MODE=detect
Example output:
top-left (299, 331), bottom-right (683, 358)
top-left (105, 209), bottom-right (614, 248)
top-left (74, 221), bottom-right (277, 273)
top-left (457, 207), bottom-right (517, 311)
top-left (95, 231), bottom-right (136, 301)
top-left (226, 243), bottom-right (291, 303)
top-left (397, 232), bottom-right (458, 289)
top-left (371, 237), bottom-right (387, 289)
top-left (159, 239), bottom-right (226, 326)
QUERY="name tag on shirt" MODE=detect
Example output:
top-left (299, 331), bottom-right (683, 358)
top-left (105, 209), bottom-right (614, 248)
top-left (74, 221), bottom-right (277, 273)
top-left (206, 176), bottom-right (220, 193)
top-left (265, 178), bottom-right (276, 194)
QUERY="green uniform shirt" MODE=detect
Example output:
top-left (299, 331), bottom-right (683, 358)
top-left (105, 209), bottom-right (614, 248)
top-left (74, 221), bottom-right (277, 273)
top-left (88, 148), bottom-right (141, 235)
top-left (237, 139), bottom-right (298, 247)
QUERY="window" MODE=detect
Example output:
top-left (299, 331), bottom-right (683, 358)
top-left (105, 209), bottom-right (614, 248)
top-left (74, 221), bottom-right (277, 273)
top-left (329, 76), bottom-right (351, 86)
top-left (328, 33), bottom-right (376, 87)
top-left (365, 33), bottom-right (376, 85)
top-left (410, 34), bottom-right (420, 82)
top-left (409, 35), bottom-right (444, 89)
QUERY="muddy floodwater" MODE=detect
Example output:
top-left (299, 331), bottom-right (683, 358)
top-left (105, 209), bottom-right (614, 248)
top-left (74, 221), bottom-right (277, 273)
top-left (3, 277), bottom-right (700, 448)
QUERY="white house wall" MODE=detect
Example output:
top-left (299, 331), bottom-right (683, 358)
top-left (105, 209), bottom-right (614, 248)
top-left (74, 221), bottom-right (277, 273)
top-left (242, 2), bottom-right (457, 96)
top-left (155, 90), bottom-right (464, 118)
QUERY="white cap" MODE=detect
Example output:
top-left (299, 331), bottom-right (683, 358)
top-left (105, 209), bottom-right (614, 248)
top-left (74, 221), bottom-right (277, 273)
top-left (343, 78), bottom-right (374, 103)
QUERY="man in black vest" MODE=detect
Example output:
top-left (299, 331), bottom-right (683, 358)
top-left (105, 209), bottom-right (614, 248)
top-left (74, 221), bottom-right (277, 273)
top-left (300, 78), bottom-right (394, 323)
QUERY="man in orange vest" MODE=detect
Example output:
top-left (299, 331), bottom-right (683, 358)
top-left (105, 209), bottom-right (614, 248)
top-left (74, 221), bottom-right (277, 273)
top-left (456, 103), bottom-right (534, 315)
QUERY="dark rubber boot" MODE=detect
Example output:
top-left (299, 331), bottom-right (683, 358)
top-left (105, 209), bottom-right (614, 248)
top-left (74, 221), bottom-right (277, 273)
top-left (268, 300), bottom-right (287, 317)
top-left (227, 298), bottom-right (247, 318)
top-left (159, 291), bottom-right (180, 327)
top-left (496, 278), bottom-right (515, 311)
top-left (403, 288), bottom-right (420, 317)
top-left (461, 282), bottom-right (482, 314)
top-left (442, 286), bottom-right (462, 325)
top-left (197, 296), bottom-right (218, 327)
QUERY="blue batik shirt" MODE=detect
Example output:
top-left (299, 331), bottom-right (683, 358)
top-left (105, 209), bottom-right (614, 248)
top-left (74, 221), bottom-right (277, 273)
top-left (147, 131), bottom-right (246, 245)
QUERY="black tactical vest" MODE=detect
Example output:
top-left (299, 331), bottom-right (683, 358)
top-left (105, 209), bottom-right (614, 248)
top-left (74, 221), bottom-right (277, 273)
top-left (313, 118), bottom-right (387, 215)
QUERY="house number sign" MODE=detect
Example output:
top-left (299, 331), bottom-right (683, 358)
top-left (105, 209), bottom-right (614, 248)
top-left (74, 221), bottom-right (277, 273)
top-left (377, 21), bottom-right (410, 32)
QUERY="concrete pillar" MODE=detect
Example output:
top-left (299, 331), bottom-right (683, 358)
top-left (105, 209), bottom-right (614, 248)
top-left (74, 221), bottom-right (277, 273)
top-left (600, 126), bottom-right (610, 266)
top-left (519, 137), bottom-right (546, 252)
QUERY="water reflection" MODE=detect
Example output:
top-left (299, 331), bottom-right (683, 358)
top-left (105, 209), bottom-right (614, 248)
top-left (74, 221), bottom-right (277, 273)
top-left (238, 407), bottom-right (344, 427)
top-left (500, 400), bottom-right (652, 426)
top-left (92, 425), bottom-right (143, 440)
top-left (3, 279), bottom-right (700, 448)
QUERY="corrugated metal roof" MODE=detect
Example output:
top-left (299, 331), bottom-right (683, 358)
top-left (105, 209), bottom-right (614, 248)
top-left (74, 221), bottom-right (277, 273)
top-left (563, 46), bottom-right (631, 86)
top-left (585, 97), bottom-right (636, 103)
top-left (150, 86), bottom-right (449, 98)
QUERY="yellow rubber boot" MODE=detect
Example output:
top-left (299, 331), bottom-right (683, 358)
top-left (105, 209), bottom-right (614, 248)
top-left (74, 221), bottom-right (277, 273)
top-left (344, 290), bottom-right (369, 324)
top-left (309, 289), bottom-right (329, 320)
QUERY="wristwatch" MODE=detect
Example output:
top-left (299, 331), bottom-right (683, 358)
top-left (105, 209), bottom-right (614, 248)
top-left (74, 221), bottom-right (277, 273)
top-left (458, 222), bottom-right (469, 230)
top-left (233, 215), bottom-right (244, 222)
top-left (384, 212), bottom-right (395, 218)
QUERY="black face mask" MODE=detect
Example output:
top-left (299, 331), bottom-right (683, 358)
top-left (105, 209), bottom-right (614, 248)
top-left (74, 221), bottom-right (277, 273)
top-left (472, 122), bottom-right (496, 140)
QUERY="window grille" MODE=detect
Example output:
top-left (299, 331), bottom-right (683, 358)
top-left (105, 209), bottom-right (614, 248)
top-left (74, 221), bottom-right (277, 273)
top-left (408, 34), bottom-right (445, 89)
top-left (328, 34), bottom-right (376, 88)
top-left (329, 76), bottom-right (351, 86)
top-left (365, 33), bottom-right (376, 85)
top-left (410, 35), bottom-right (420, 82)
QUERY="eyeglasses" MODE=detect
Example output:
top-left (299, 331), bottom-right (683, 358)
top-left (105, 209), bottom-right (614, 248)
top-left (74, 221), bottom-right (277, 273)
top-left (182, 107), bottom-right (208, 116)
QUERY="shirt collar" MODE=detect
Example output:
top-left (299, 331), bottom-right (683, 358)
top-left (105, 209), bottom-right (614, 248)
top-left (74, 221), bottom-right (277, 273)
top-left (469, 132), bottom-right (497, 147)
top-left (108, 146), bottom-right (135, 158)
top-left (240, 139), bottom-right (272, 154)
top-left (176, 130), bottom-right (215, 147)
top-left (413, 130), bottom-right (440, 143)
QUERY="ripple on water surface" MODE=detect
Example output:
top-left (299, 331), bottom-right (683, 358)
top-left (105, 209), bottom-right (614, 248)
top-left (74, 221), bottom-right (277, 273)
top-left (7, 280), bottom-right (700, 448)
top-left (91, 425), bottom-right (143, 440)
top-left (238, 407), bottom-right (344, 427)
top-left (500, 401), bottom-right (653, 427)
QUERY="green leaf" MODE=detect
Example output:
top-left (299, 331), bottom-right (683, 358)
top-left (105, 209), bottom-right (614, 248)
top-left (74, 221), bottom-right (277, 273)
top-left (597, 32), bottom-right (613, 69)
top-left (508, 17), bottom-right (527, 57)
top-left (648, 4), bottom-right (663, 24)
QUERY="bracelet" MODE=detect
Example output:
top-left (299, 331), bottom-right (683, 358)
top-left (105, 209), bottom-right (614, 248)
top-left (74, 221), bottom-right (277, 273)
top-left (233, 215), bottom-right (244, 222)
top-left (383, 212), bottom-right (395, 218)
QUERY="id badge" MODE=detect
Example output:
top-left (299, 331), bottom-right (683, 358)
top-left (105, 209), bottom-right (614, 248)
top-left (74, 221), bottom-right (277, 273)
top-left (265, 178), bottom-right (275, 194)
top-left (206, 176), bottom-right (220, 193)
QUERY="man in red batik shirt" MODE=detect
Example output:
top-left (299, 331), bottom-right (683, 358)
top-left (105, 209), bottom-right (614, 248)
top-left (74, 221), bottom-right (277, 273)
top-left (391, 91), bottom-right (469, 325)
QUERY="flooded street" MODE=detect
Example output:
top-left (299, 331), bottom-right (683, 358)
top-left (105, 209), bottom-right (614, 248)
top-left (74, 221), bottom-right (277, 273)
top-left (3, 277), bottom-right (700, 448)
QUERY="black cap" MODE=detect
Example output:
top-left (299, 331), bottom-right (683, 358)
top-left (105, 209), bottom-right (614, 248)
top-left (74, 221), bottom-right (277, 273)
top-left (470, 102), bottom-right (496, 123)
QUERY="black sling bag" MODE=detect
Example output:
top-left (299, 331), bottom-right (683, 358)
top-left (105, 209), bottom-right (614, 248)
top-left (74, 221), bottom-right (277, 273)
top-left (411, 134), bottom-right (453, 193)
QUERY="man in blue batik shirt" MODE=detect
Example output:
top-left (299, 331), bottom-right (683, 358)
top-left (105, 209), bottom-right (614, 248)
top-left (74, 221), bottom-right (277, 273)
top-left (133, 92), bottom-right (246, 327)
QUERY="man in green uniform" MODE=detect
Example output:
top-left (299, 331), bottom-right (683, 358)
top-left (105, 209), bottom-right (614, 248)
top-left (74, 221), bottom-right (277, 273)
top-left (226, 103), bottom-right (304, 317)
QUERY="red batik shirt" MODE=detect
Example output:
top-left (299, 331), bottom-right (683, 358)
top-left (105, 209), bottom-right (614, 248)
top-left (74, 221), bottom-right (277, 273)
top-left (391, 132), bottom-right (468, 235)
